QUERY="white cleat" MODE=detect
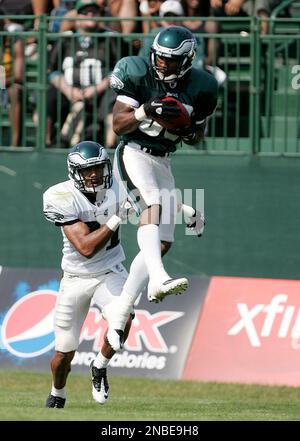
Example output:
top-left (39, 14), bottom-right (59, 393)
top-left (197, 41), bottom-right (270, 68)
top-left (90, 362), bottom-right (109, 404)
top-left (148, 277), bottom-right (189, 303)
top-left (102, 300), bottom-right (131, 352)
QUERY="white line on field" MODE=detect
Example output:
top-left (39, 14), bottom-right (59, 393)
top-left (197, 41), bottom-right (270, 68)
top-left (0, 165), bottom-right (17, 176)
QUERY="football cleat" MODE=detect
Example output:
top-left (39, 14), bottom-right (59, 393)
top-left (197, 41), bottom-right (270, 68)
top-left (102, 300), bottom-right (131, 352)
top-left (90, 361), bottom-right (109, 404)
top-left (45, 393), bottom-right (66, 408)
top-left (148, 277), bottom-right (189, 303)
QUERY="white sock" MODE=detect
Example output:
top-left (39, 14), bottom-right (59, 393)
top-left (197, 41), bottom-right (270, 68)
top-left (121, 251), bottom-right (149, 304)
top-left (93, 352), bottom-right (110, 369)
top-left (137, 224), bottom-right (169, 282)
top-left (51, 385), bottom-right (66, 399)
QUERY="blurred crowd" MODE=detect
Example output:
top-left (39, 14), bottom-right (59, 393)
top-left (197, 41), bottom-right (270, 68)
top-left (0, 0), bottom-right (293, 148)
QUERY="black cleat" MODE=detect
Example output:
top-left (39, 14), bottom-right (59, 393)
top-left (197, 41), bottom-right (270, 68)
top-left (45, 393), bottom-right (66, 408)
top-left (90, 361), bottom-right (109, 404)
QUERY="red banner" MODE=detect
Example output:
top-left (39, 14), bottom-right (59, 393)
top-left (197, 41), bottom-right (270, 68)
top-left (182, 276), bottom-right (300, 386)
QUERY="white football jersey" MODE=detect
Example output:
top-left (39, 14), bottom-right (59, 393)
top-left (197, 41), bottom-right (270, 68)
top-left (43, 179), bottom-right (126, 275)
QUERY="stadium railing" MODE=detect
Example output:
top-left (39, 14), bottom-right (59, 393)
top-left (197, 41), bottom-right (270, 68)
top-left (0, 13), bottom-right (299, 156)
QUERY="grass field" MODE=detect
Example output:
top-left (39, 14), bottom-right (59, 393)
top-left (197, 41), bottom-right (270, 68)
top-left (0, 370), bottom-right (300, 421)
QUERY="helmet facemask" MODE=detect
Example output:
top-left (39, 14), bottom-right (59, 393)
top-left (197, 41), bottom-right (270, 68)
top-left (150, 50), bottom-right (194, 83)
top-left (70, 161), bottom-right (112, 193)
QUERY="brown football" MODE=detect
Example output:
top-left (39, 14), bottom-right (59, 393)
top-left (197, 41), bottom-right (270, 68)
top-left (153, 96), bottom-right (191, 130)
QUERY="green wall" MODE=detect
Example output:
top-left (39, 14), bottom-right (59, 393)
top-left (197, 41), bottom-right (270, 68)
top-left (0, 151), bottom-right (299, 280)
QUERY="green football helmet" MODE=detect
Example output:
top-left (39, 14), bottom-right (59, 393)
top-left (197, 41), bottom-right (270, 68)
top-left (67, 141), bottom-right (112, 193)
top-left (150, 26), bottom-right (197, 83)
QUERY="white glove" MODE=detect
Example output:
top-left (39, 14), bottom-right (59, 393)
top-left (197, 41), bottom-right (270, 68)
top-left (180, 204), bottom-right (205, 237)
top-left (186, 209), bottom-right (205, 237)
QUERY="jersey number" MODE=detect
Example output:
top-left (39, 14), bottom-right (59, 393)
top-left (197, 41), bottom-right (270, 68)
top-left (62, 57), bottom-right (103, 86)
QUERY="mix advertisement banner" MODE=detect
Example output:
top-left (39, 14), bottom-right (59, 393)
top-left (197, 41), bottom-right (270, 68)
top-left (183, 276), bottom-right (300, 387)
top-left (0, 266), bottom-right (209, 379)
top-left (3, 268), bottom-right (300, 386)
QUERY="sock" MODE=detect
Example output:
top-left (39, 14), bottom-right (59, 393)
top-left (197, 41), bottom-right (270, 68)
top-left (121, 251), bottom-right (149, 305)
top-left (51, 385), bottom-right (66, 399)
top-left (137, 224), bottom-right (169, 282)
top-left (93, 352), bottom-right (110, 369)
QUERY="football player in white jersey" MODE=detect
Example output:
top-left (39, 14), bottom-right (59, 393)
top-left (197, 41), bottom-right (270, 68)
top-left (43, 141), bottom-right (134, 408)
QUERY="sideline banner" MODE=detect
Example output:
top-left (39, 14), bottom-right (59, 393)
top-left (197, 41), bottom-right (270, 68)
top-left (0, 266), bottom-right (208, 379)
top-left (182, 276), bottom-right (300, 386)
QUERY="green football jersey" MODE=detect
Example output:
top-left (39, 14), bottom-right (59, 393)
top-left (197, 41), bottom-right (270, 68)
top-left (110, 56), bottom-right (218, 154)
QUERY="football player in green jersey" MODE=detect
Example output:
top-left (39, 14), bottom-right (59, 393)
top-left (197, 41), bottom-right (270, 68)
top-left (104, 26), bottom-right (217, 352)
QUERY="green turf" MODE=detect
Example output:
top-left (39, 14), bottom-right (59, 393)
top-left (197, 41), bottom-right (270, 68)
top-left (0, 370), bottom-right (300, 421)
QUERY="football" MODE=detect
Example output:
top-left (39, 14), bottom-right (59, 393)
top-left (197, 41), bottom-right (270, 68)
top-left (152, 96), bottom-right (191, 131)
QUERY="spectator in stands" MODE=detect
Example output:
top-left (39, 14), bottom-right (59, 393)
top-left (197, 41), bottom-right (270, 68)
top-left (105, 0), bottom-right (138, 34)
top-left (0, 12), bottom-right (25, 146)
top-left (182, 0), bottom-right (220, 66)
top-left (0, 0), bottom-right (33, 15)
top-left (210, 0), bottom-right (271, 34)
top-left (31, 0), bottom-right (63, 30)
top-left (46, 0), bottom-right (118, 148)
top-left (59, 0), bottom-right (139, 55)
top-left (107, 0), bottom-right (140, 55)
top-left (139, 0), bottom-right (164, 35)
top-left (60, 0), bottom-right (138, 34)
top-left (59, 0), bottom-right (104, 33)
top-left (31, 2), bottom-right (77, 38)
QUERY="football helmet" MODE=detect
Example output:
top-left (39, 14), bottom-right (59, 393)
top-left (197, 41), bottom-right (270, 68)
top-left (150, 26), bottom-right (197, 83)
top-left (67, 141), bottom-right (112, 193)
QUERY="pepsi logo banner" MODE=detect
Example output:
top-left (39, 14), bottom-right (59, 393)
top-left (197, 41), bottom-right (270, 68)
top-left (182, 276), bottom-right (300, 387)
top-left (1, 290), bottom-right (57, 358)
top-left (0, 267), bottom-right (208, 379)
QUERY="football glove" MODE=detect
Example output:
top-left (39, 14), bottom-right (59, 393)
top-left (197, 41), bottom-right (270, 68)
top-left (144, 95), bottom-right (181, 121)
top-left (168, 114), bottom-right (205, 142)
top-left (186, 208), bottom-right (205, 237)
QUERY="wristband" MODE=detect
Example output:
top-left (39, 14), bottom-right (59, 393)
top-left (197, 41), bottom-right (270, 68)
top-left (106, 215), bottom-right (122, 232)
top-left (134, 105), bottom-right (147, 122)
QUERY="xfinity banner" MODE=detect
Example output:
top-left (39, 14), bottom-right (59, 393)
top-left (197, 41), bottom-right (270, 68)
top-left (0, 266), bottom-right (208, 379)
top-left (183, 276), bottom-right (300, 387)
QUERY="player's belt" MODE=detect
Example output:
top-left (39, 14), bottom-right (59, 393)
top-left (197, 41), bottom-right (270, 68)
top-left (127, 141), bottom-right (170, 157)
